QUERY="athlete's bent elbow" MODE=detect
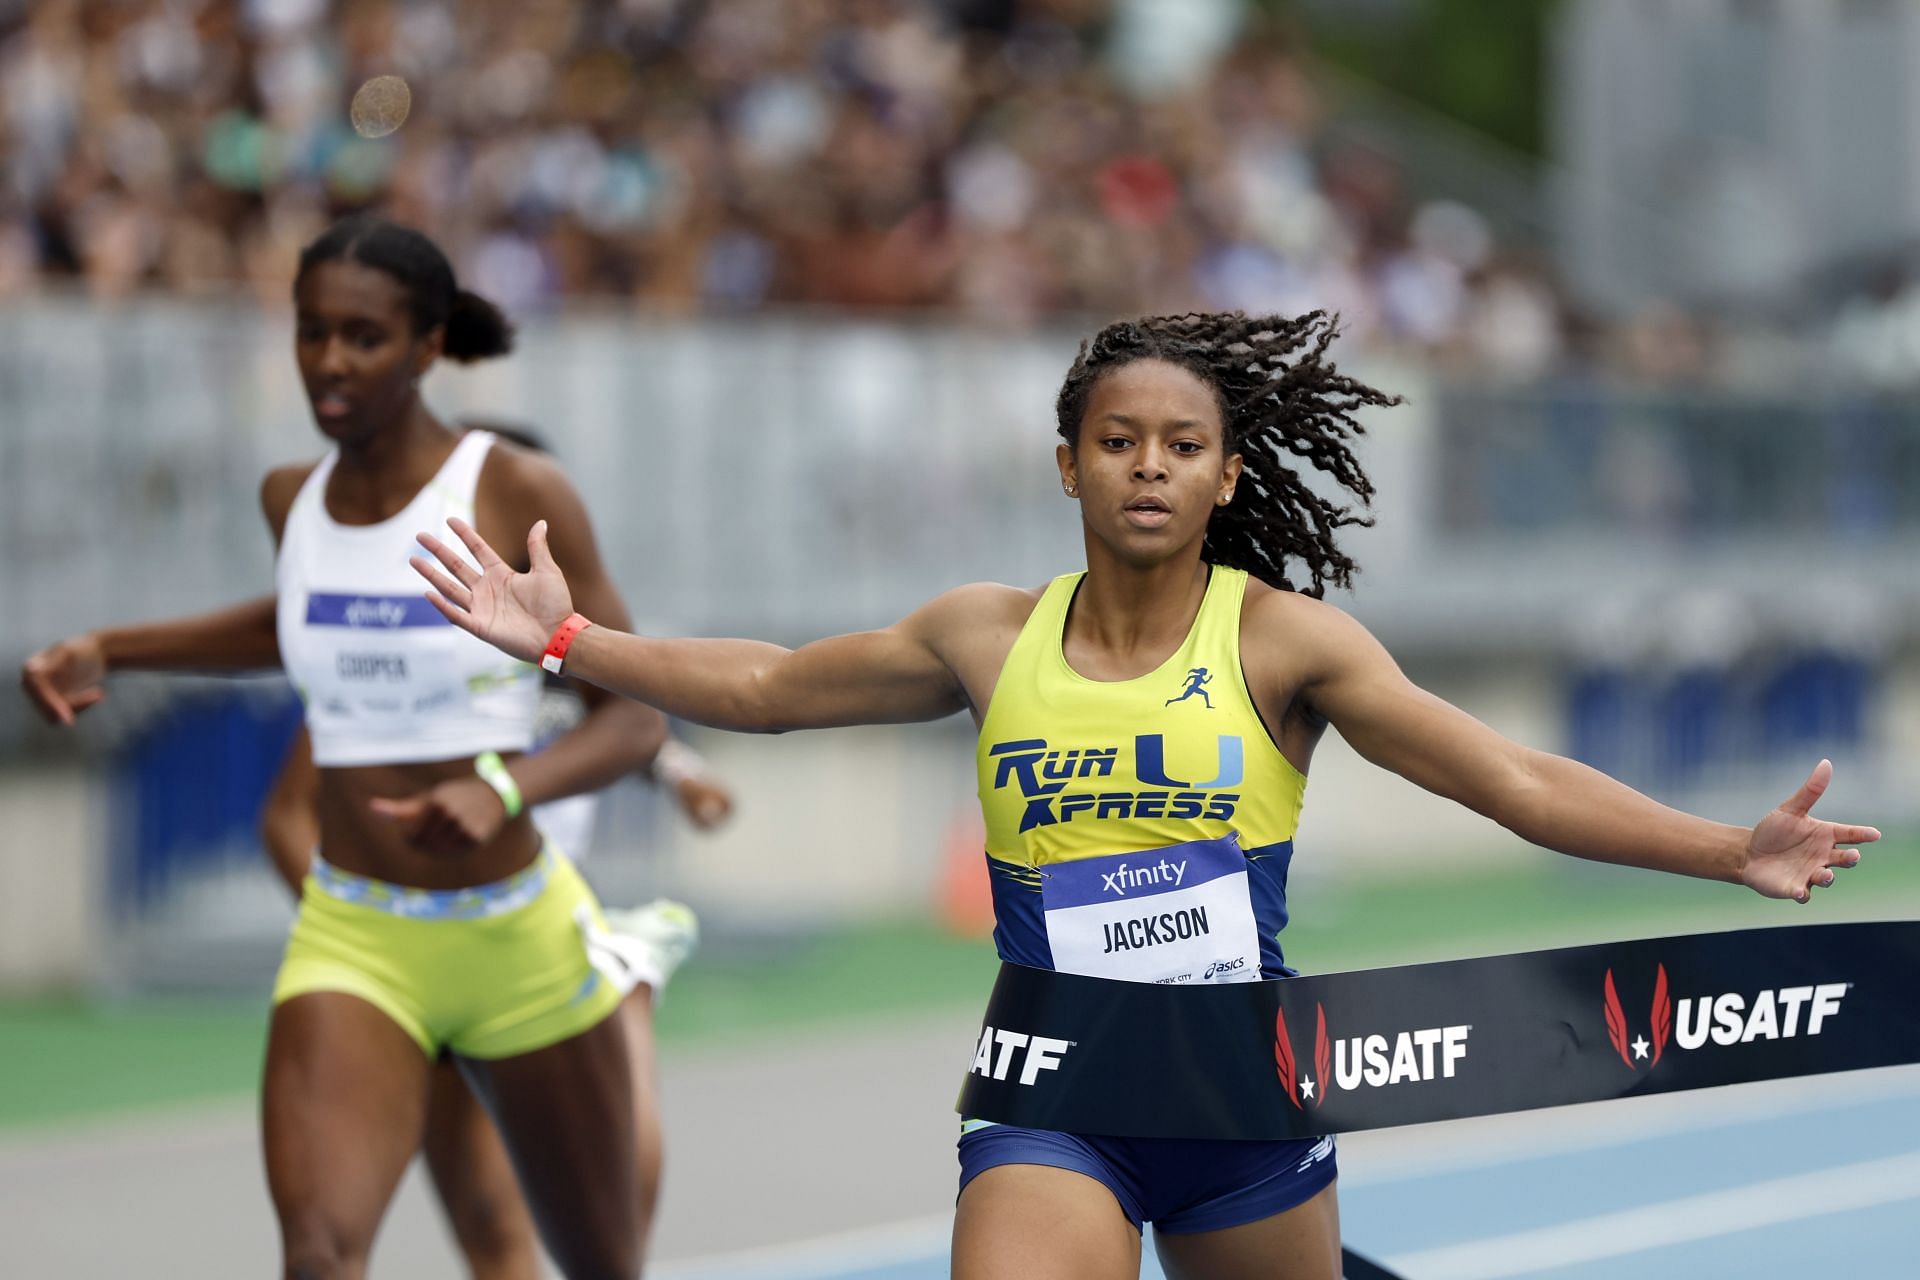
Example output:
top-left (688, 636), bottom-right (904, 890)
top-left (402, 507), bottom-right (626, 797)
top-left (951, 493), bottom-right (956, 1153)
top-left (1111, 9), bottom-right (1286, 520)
top-left (684, 705), bottom-right (785, 735)
top-left (1483, 748), bottom-right (1555, 835)
top-left (722, 670), bottom-right (787, 735)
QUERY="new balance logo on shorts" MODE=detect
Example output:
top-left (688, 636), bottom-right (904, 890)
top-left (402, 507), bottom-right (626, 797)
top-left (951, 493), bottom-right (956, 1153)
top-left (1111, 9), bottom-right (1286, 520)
top-left (1295, 1135), bottom-right (1334, 1172)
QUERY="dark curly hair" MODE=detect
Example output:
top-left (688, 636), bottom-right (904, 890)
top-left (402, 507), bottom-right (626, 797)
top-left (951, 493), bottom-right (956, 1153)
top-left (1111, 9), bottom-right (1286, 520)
top-left (1055, 310), bottom-right (1397, 597)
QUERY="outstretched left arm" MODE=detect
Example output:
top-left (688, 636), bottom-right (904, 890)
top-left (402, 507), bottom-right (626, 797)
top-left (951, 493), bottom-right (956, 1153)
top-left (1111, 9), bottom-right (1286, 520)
top-left (1283, 599), bottom-right (1880, 903)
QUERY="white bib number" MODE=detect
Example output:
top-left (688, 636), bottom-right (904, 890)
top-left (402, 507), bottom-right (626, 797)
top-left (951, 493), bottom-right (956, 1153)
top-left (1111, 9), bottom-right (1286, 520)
top-left (1039, 833), bottom-right (1261, 985)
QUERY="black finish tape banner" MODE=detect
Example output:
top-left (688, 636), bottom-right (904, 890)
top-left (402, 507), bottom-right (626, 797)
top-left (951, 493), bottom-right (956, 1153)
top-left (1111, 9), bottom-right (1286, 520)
top-left (956, 921), bottom-right (1920, 1140)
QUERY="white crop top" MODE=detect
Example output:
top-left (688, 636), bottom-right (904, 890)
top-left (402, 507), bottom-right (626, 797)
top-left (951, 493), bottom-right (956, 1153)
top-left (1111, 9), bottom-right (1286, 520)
top-left (276, 430), bottom-right (542, 767)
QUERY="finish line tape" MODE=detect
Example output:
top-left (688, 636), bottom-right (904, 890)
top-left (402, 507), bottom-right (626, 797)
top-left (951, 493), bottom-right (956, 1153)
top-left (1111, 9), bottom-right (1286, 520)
top-left (958, 921), bottom-right (1920, 1140)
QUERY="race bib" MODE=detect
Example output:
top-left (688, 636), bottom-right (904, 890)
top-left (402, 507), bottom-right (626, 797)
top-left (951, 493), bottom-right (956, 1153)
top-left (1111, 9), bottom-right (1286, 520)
top-left (1039, 833), bottom-right (1261, 985)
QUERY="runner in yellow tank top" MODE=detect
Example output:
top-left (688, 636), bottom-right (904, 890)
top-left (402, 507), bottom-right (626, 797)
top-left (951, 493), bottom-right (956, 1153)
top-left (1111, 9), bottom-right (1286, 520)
top-left (977, 565), bottom-right (1307, 986)
top-left (418, 310), bottom-right (1878, 1280)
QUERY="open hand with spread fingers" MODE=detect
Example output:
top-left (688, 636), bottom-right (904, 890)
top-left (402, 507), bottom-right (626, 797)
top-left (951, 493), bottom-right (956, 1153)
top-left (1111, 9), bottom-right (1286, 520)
top-left (412, 516), bottom-right (574, 664)
top-left (1739, 759), bottom-right (1881, 903)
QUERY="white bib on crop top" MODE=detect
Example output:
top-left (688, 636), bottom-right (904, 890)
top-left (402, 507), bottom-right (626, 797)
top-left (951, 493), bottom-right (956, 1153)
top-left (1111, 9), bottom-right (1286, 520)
top-left (276, 430), bottom-right (541, 767)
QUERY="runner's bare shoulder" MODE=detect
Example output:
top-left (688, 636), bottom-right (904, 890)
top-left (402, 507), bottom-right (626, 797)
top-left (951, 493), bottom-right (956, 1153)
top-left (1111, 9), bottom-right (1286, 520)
top-left (915, 581), bottom-right (1047, 639)
top-left (260, 460), bottom-right (322, 547)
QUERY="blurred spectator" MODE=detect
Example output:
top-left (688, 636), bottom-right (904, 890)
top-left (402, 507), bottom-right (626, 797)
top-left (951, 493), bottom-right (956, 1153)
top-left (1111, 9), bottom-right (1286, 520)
top-left (1, 0), bottom-right (1571, 372)
top-left (1613, 301), bottom-right (1711, 387)
top-left (1828, 263), bottom-right (1920, 392)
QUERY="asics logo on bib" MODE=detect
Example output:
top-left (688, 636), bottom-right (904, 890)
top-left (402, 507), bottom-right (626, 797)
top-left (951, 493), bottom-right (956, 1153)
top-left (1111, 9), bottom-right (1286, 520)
top-left (970, 1026), bottom-right (1072, 1085)
top-left (989, 735), bottom-right (1244, 833)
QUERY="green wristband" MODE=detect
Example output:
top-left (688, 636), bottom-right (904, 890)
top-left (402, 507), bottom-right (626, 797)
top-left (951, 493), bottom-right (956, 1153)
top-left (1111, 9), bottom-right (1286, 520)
top-left (474, 751), bottom-right (524, 819)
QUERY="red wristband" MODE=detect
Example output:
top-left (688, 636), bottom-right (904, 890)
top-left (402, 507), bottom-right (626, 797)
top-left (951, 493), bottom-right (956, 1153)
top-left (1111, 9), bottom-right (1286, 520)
top-left (540, 613), bottom-right (594, 675)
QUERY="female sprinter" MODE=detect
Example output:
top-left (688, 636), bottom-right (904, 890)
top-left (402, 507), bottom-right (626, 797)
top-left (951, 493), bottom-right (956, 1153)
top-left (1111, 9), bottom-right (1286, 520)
top-left (257, 719), bottom-right (725, 1278)
top-left (410, 310), bottom-right (1878, 1280)
top-left (20, 216), bottom-right (676, 1280)
top-left (257, 489), bottom-right (729, 1280)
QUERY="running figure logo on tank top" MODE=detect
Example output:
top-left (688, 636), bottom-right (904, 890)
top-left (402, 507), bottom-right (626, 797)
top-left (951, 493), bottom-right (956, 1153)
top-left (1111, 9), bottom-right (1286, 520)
top-left (1165, 667), bottom-right (1214, 708)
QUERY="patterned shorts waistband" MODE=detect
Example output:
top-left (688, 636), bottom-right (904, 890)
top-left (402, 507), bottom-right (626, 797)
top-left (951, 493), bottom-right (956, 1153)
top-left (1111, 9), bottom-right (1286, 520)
top-left (308, 846), bottom-right (555, 920)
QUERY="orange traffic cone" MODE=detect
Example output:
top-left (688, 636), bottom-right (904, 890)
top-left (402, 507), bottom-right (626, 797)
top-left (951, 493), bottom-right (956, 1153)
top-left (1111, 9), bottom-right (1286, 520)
top-left (935, 808), bottom-right (995, 937)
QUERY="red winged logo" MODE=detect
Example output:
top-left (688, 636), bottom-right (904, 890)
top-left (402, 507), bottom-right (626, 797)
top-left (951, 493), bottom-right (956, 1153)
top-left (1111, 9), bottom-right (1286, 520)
top-left (1314, 1005), bottom-right (1331, 1103)
top-left (1650, 964), bottom-right (1671, 1066)
top-left (1602, 969), bottom-right (1633, 1068)
top-left (1274, 1004), bottom-right (1332, 1109)
top-left (1602, 963), bottom-right (1674, 1071)
top-left (1274, 1009), bottom-right (1299, 1107)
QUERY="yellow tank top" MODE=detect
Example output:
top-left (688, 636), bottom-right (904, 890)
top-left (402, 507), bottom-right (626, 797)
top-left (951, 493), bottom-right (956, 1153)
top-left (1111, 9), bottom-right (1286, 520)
top-left (975, 566), bottom-right (1307, 984)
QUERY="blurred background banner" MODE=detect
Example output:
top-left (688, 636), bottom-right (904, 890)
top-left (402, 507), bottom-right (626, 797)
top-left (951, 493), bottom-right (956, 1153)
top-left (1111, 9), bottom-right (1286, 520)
top-left (6, 299), bottom-right (1915, 990)
top-left (3, 0), bottom-right (1918, 986)
top-left (2, 6), bottom-right (1918, 1271)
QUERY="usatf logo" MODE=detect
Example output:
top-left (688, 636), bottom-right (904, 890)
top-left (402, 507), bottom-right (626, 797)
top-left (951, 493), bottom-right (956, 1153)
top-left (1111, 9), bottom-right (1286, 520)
top-left (988, 734), bottom-right (1243, 833)
top-left (1602, 965), bottom-right (1849, 1070)
top-left (1165, 667), bottom-right (1214, 708)
top-left (970, 1025), bottom-right (1071, 1086)
top-left (1273, 1005), bottom-right (1470, 1109)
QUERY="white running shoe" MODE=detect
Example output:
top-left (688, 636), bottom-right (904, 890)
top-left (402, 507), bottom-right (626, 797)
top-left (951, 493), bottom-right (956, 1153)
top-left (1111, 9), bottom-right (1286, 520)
top-left (578, 899), bottom-right (700, 999)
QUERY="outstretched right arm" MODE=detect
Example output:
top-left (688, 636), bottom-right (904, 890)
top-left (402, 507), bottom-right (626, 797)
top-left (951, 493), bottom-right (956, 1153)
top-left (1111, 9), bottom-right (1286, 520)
top-left (19, 595), bottom-right (280, 725)
top-left (17, 464), bottom-right (305, 725)
top-left (561, 620), bottom-right (969, 732)
top-left (412, 517), bottom-right (979, 733)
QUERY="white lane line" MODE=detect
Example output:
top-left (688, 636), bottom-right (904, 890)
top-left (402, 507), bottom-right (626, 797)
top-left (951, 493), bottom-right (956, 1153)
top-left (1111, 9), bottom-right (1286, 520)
top-left (1339, 1064), bottom-right (1920, 1188)
top-left (651, 1212), bottom-right (951, 1280)
top-left (642, 1068), bottom-right (1920, 1280)
top-left (1384, 1149), bottom-right (1920, 1279)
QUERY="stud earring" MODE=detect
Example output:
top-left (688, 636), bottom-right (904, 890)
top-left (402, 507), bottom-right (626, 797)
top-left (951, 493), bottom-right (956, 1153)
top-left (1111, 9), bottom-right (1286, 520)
top-left (1064, 485), bottom-right (1077, 497)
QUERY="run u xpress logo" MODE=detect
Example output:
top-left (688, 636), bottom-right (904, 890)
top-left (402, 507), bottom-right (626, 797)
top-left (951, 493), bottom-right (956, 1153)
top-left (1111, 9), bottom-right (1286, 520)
top-left (1600, 964), bottom-right (1850, 1070)
top-left (987, 735), bottom-right (1244, 833)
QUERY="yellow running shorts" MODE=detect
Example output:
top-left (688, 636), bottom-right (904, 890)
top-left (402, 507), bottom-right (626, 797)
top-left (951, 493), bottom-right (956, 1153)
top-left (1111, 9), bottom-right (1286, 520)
top-left (272, 844), bottom-right (625, 1060)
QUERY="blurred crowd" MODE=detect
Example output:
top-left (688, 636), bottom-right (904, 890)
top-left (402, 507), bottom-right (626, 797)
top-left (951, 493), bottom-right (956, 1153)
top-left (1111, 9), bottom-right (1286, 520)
top-left (0, 0), bottom-right (1574, 373)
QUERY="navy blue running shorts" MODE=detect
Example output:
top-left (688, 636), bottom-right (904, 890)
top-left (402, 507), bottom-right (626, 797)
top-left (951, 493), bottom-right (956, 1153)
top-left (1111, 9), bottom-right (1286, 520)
top-left (957, 1122), bottom-right (1336, 1234)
